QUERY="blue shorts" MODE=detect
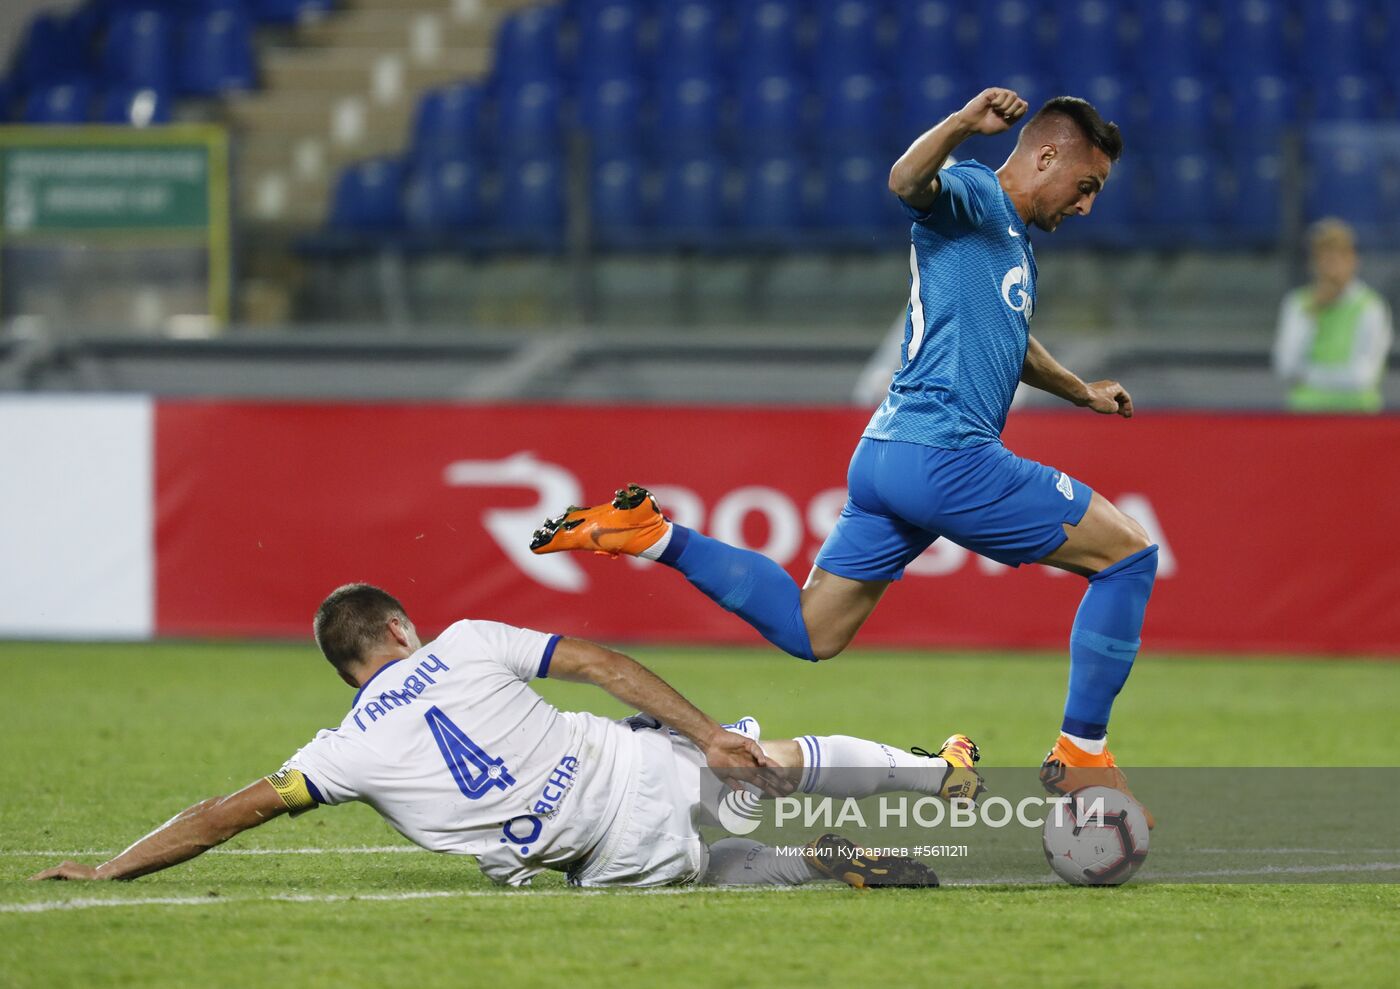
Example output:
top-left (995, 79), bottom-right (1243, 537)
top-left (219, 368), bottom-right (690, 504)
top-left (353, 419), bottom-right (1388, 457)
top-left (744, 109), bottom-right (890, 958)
top-left (814, 438), bottom-right (1094, 580)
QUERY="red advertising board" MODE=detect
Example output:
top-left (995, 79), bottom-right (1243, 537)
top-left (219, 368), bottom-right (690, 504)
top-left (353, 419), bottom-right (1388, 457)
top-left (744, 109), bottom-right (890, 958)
top-left (155, 402), bottom-right (1400, 655)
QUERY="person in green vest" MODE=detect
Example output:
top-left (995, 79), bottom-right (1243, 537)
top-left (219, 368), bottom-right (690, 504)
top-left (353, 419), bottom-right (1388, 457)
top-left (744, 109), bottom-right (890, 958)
top-left (1273, 218), bottom-right (1393, 412)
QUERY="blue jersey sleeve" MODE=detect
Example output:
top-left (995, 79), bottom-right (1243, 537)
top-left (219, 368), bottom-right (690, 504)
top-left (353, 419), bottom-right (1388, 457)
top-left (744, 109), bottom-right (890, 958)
top-left (900, 161), bottom-right (998, 233)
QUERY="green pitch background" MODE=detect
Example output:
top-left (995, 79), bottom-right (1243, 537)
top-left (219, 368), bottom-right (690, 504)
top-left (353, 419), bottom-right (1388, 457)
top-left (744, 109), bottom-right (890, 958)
top-left (3, 642), bottom-right (1399, 988)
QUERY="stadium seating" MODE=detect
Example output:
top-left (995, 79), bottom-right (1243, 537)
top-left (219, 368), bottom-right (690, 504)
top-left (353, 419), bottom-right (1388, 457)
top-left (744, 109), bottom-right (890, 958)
top-left (101, 8), bottom-right (176, 92)
top-left (329, 157), bottom-right (407, 231)
top-left (404, 156), bottom-right (489, 235)
top-left (494, 5), bottom-right (564, 89)
top-left (412, 81), bottom-right (491, 163)
top-left (658, 150), bottom-right (729, 245)
top-left (14, 0), bottom-right (1380, 252)
top-left (497, 149), bottom-right (566, 247)
top-left (589, 151), bottom-right (650, 248)
top-left (99, 85), bottom-right (174, 126)
top-left (176, 7), bottom-right (257, 95)
top-left (23, 80), bottom-right (95, 124)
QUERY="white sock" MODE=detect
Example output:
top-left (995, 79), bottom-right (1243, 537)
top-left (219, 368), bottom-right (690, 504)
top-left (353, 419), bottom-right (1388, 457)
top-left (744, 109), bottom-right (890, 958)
top-left (636, 523), bottom-right (674, 561)
top-left (796, 735), bottom-right (947, 798)
top-left (1061, 731), bottom-right (1107, 755)
top-left (703, 838), bottom-right (819, 886)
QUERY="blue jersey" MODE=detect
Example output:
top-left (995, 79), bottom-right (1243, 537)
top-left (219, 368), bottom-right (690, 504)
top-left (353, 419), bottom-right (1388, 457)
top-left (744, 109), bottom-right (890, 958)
top-left (863, 160), bottom-right (1036, 450)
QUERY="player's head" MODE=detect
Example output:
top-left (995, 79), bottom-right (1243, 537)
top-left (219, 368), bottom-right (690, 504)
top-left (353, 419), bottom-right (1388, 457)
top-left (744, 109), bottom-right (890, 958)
top-left (1010, 96), bottom-right (1122, 232)
top-left (314, 583), bottom-right (420, 686)
top-left (1308, 217), bottom-right (1358, 287)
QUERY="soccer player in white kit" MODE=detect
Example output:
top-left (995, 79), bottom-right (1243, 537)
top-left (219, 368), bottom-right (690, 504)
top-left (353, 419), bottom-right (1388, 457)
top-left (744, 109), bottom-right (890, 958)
top-left (33, 584), bottom-right (981, 889)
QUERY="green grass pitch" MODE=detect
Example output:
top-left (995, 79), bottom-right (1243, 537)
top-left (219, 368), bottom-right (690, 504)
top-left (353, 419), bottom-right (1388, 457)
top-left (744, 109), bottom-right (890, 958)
top-left (3, 641), bottom-right (1400, 988)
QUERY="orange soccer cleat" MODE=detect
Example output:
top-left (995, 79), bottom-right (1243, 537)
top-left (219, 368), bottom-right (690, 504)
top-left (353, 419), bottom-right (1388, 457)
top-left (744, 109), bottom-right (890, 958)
top-left (529, 484), bottom-right (670, 558)
top-left (912, 733), bottom-right (985, 802)
top-left (1039, 735), bottom-right (1156, 829)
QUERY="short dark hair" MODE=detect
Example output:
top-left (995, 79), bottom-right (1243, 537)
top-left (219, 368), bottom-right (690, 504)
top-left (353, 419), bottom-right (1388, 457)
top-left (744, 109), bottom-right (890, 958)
top-left (314, 583), bottom-right (408, 673)
top-left (1025, 96), bottom-right (1123, 162)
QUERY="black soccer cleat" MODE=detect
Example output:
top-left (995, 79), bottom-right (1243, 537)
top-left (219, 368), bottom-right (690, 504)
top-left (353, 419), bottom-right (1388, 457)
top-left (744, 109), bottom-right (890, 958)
top-left (805, 833), bottom-right (939, 889)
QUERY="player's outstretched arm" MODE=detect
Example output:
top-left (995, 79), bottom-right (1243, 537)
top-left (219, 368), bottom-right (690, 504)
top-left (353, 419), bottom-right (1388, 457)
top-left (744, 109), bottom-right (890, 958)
top-left (548, 638), bottom-right (781, 787)
top-left (1021, 334), bottom-right (1134, 418)
top-left (889, 87), bottom-right (1028, 209)
top-left (30, 778), bottom-right (288, 882)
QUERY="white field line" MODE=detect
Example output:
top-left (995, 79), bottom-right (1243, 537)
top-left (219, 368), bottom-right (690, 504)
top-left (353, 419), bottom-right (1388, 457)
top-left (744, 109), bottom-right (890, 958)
top-left (0, 846), bottom-right (424, 857)
top-left (0, 886), bottom-right (805, 915)
top-left (7, 862), bottom-right (1400, 914)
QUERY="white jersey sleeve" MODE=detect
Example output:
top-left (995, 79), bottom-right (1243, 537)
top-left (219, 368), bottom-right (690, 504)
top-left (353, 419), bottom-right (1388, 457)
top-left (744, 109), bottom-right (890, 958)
top-left (465, 621), bottom-right (561, 681)
top-left (281, 728), bottom-right (360, 806)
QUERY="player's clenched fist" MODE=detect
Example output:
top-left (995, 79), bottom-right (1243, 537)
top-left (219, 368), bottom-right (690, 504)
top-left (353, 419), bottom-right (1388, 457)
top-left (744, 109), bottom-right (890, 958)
top-left (956, 88), bottom-right (1030, 136)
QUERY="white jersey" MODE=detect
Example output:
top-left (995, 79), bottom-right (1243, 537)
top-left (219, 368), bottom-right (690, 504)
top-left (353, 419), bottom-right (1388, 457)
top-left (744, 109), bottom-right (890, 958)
top-left (282, 620), bottom-right (642, 886)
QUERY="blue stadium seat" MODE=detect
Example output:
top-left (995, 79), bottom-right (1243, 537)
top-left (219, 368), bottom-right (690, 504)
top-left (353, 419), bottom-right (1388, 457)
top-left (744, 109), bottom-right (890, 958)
top-left (658, 151), bottom-right (729, 244)
top-left (329, 157), bottom-right (406, 231)
top-left (497, 151), bottom-right (566, 246)
top-left (251, 0), bottom-right (337, 25)
top-left (1302, 126), bottom-right (1396, 241)
top-left (897, 70), bottom-right (959, 138)
top-left (815, 0), bottom-right (884, 78)
top-left (412, 81), bottom-right (489, 163)
top-left (894, 1), bottom-right (963, 80)
top-left (1144, 149), bottom-right (1222, 245)
top-left (821, 71), bottom-right (890, 143)
top-left (966, 1), bottom-right (1045, 94)
top-left (1131, 0), bottom-right (1207, 80)
top-left (578, 76), bottom-right (646, 150)
top-left (98, 85), bottom-right (174, 125)
top-left (655, 73), bottom-right (724, 150)
top-left (1071, 75), bottom-right (1130, 130)
top-left (1215, 0), bottom-right (1289, 83)
top-left (496, 79), bottom-right (563, 151)
top-left (1223, 137), bottom-right (1283, 246)
top-left (23, 80), bottom-right (95, 124)
top-left (176, 8), bottom-right (256, 95)
top-left (1306, 73), bottom-right (1383, 121)
top-left (819, 146), bottom-right (899, 241)
top-left (494, 5), bottom-right (564, 87)
top-left (1046, 0), bottom-right (1123, 86)
top-left (737, 73), bottom-right (806, 149)
top-left (655, 0), bottom-right (729, 79)
top-left (102, 8), bottom-right (175, 90)
top-left (404, 156), bottom-right (488, 232)
top-left (1301, 0), bottom-right (1366, 86)
top-left (738, 151), bottom-right (808, 243)
top-left (737, 0), bottom-right (803, 81)
top-left (574, 0), bottom-right (645, 84)
top-left (1142, 74), bottom-right (1215, 145)
top-left (1225, 74), bottom-right (1296, 133)
top-left (590, 152), bottom-right (650, 247)
top-left (15, 13), bottom-right (92, 88)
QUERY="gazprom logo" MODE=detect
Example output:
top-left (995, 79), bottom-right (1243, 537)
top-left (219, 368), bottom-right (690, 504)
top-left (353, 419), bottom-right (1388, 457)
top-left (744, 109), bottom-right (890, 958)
top-left (1001, 263), bottom-right (1033, 317)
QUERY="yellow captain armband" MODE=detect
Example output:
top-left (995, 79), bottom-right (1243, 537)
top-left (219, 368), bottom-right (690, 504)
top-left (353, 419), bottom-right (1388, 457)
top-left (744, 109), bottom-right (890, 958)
top-left (265, 769), bottom-right (319, 815)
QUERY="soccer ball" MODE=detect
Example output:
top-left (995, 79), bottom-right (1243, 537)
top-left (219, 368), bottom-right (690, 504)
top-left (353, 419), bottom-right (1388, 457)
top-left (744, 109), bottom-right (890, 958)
top-left (1042, 786), bottom-right (1150, 886)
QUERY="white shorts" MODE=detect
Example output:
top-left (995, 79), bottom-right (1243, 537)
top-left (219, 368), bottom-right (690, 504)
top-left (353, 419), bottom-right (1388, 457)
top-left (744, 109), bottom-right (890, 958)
top-left (566, 717), bottom-right (760, 888)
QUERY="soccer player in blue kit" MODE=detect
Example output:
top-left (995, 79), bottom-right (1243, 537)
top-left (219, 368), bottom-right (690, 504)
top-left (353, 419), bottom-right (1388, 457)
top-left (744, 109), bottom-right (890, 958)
top-left (532, 89), bottom-right (1158, 823)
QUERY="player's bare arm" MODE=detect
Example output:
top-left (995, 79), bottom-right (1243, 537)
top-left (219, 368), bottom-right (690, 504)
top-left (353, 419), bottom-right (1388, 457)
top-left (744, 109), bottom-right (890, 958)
top-left (548, 637), bottom-right (780, 784)
top-left (888, 87), bottom-right (1029, 209)
top-left (30, 777), bottom-right (288, 882)
top-left (1021, 334), bottom-right (1133, 418)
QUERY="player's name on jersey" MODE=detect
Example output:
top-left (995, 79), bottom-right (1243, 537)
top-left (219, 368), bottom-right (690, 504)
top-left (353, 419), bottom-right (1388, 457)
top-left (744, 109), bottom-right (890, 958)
top-left (352, 654), bottom-right (450, 732)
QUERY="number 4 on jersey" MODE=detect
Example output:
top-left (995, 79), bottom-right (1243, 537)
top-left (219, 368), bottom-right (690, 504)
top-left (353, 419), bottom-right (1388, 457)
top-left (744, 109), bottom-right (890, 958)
top-left (425, 705), bottom-right (516, 799)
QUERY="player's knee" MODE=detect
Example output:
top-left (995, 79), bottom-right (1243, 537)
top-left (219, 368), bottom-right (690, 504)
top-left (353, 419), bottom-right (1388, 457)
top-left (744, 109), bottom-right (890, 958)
top-left (806, 632), bottom-right (850, 662)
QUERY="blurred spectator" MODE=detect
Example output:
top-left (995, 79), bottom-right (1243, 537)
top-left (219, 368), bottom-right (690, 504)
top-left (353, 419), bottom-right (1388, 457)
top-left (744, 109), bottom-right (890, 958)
top-left (1273, 219), bottom-right (1392, 413)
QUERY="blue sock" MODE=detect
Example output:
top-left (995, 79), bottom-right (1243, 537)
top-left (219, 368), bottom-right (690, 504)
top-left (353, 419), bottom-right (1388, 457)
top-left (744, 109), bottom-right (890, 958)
top-left (1061, 545), bottom-right (1159, 740)
top-left (658, 526), bottom-right (817, 661)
